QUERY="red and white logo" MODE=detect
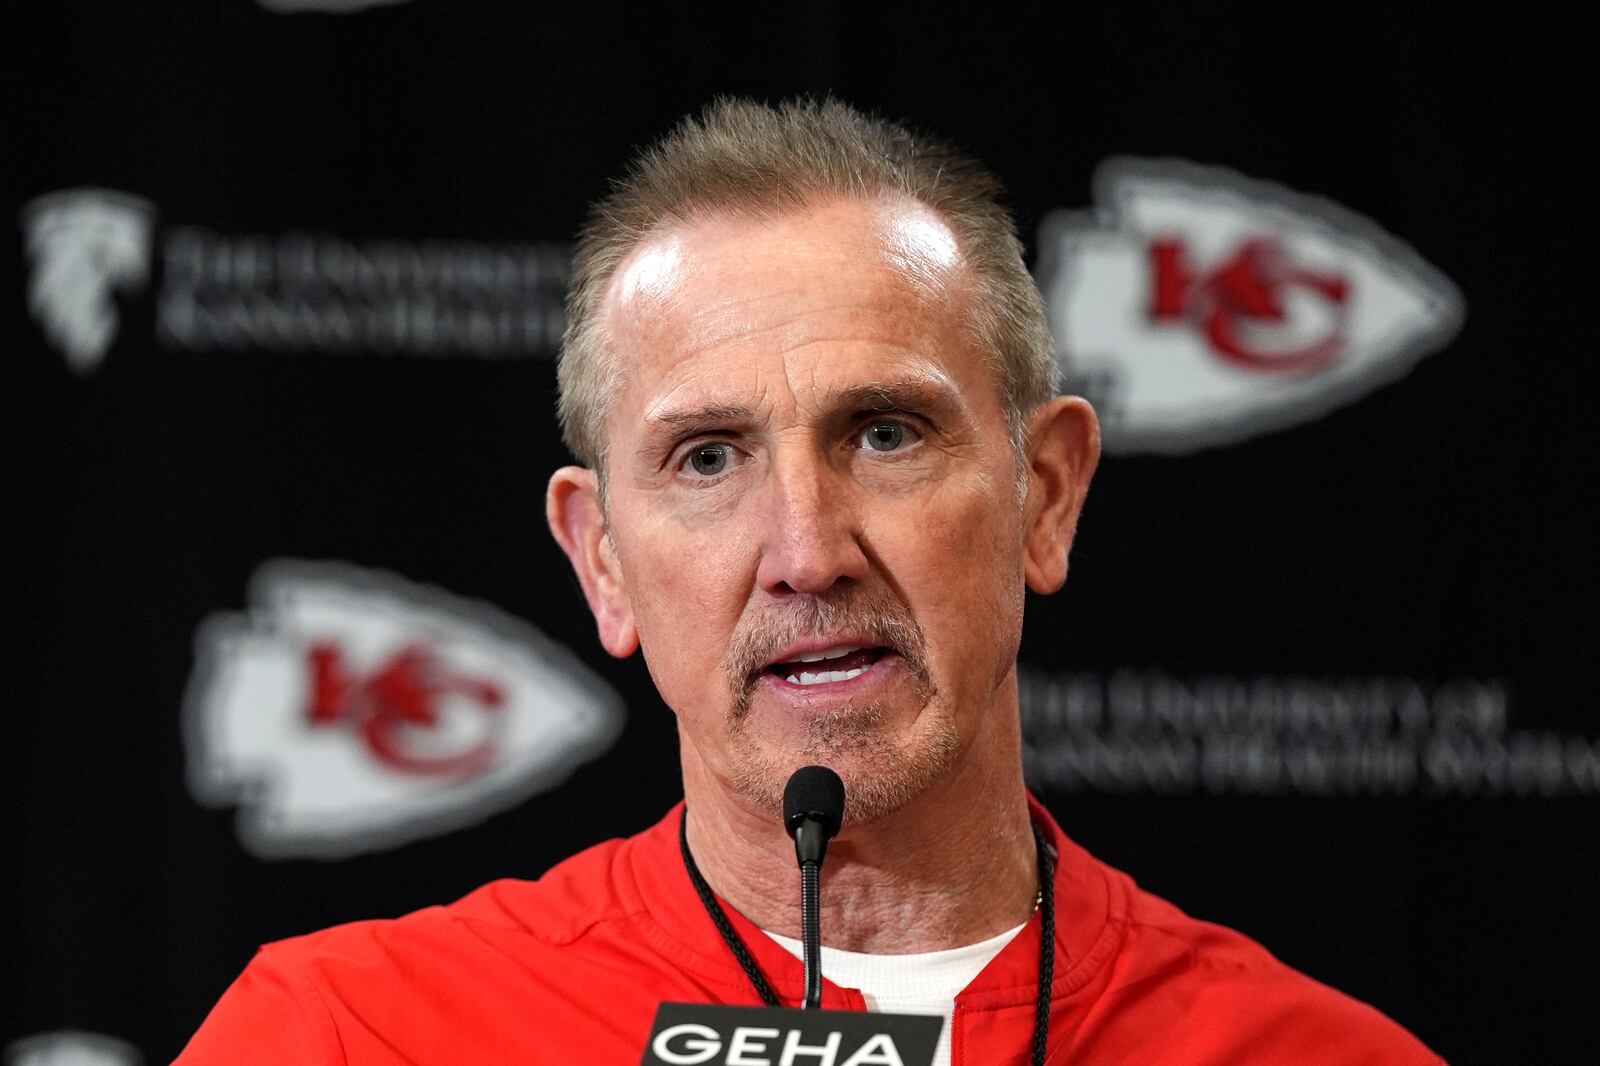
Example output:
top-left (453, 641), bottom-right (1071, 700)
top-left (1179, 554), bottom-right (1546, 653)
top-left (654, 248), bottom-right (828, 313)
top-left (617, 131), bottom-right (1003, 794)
top-left (184, 560), bottom-right (623, 859)
top-left (1036, 158), bottom-right (1463, 453)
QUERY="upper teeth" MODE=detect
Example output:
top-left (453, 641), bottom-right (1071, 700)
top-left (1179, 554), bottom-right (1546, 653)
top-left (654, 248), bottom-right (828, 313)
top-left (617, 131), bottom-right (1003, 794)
top-left (793, 645), bottom-right (861, 663)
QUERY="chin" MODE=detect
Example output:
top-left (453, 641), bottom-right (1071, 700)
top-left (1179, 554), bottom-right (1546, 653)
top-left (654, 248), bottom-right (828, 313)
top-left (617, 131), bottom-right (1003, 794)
top-left (726, 701), bottom-right (960, 828)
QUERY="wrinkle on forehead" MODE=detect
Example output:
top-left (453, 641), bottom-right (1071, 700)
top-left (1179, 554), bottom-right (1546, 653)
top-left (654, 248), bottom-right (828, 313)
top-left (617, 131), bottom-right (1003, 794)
top-left (640, 353), bottom-right (964, 431)
top-left (612, 298), bottom-right (960, 388)
top-left (598, 195), bottom-right (983, 458)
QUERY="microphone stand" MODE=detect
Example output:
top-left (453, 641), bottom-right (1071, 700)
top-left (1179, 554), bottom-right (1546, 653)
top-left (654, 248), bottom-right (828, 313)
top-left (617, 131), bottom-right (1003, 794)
top-left (794, 818), bottom-right (827, 1009)
top-left (784, 766), bottom-right (845, 1011)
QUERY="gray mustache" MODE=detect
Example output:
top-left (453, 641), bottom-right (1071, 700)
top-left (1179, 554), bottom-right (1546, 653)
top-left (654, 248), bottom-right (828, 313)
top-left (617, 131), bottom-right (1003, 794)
top-left (724, 589), bottom-right (931, 714)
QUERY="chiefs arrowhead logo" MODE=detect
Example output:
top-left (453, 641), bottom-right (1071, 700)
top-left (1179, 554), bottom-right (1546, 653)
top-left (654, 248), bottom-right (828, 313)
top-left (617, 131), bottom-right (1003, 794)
top-left (184, 560), bottom-right (623, 859)
top-left (21, 189), bottom-right (155, 374)
top-left (1036, 158), bottom-right (1464, 454)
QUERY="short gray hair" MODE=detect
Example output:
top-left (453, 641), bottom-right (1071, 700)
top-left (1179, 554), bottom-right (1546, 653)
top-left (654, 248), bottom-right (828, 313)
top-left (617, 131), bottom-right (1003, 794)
top-left (557, 96), bottom-right (1058, 472)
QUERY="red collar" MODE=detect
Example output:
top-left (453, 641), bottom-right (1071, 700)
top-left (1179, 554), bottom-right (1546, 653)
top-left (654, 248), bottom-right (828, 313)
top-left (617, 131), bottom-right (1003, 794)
top-left (617, 796), bottom-right (1127, 1009)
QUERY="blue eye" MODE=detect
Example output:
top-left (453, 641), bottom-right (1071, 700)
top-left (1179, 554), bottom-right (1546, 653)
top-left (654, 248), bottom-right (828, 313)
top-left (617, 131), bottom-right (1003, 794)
top-left (860, 421), bottom-right (905, 452)
top-left (687, 443), bottom-right (732, 476)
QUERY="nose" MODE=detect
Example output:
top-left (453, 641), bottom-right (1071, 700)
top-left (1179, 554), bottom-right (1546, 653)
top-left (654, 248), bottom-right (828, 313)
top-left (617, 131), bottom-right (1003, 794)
top-left (754, 450), bottom-right (869, 597)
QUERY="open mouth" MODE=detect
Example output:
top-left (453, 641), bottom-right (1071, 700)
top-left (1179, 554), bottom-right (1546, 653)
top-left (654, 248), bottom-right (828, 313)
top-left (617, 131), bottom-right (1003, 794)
top-left (764, 645), bottom-right (889, 687)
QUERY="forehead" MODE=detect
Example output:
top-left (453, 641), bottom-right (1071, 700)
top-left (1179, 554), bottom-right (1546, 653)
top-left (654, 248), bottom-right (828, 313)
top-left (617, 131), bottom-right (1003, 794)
top-left (597, 196), bottom-right (987, 427)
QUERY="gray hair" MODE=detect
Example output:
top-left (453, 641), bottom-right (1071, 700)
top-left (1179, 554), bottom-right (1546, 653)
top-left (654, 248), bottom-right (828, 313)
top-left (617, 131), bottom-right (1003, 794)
top-left (557, 96), bottom-right (1058, 474)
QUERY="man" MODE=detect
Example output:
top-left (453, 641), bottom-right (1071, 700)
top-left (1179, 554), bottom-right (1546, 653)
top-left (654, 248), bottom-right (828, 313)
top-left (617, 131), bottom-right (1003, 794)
top-left (178, 98), bottom-right (1442, 1065)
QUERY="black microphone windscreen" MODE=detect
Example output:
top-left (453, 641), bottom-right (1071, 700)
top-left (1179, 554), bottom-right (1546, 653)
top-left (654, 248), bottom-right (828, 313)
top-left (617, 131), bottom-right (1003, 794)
top-left (783, 765), bottom-right (846, 836)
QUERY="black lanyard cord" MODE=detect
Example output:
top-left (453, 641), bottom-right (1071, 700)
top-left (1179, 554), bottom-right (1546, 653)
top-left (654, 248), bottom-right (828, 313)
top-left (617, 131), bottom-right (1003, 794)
top-left (678, 807), bottom-right (1056, 1066)
top-left (1030, 820), bottom-right (1056, 1066)
top-left (680, 810), bottom-right (781, 1006)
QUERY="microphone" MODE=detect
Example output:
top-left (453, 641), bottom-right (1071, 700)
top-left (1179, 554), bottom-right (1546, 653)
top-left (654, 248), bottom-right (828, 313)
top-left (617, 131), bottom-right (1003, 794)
top-left (641, 773), bottom-right (939, 1065)
top-left (783, 766), bottom-right (845, 1011)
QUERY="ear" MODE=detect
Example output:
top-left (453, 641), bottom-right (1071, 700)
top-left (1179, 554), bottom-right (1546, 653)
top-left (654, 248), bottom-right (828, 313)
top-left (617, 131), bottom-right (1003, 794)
top-left (1022, 396), bottom-right (1101, 595)
top-left (546, 466), bottom-right (639, 658)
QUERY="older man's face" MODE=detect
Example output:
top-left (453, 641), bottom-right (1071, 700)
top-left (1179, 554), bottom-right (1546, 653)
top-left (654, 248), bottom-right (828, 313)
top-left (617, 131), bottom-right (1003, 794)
top-left (585, 197), bottom-right (1045, 823)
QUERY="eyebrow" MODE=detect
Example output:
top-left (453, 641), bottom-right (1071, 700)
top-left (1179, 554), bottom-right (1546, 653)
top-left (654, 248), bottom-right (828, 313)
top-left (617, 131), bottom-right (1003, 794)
top-left (829, 379), bottom-right (964, 419)
top-left (640, 376), bottom-right (967, 454)
top-left (643, 403), bottom-right (760, 447)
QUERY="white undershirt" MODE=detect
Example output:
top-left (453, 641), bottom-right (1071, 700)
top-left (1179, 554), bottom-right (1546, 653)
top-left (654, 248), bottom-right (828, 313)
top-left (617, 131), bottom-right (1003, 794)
top-left (764, 924), bottom-right (1026, 1066)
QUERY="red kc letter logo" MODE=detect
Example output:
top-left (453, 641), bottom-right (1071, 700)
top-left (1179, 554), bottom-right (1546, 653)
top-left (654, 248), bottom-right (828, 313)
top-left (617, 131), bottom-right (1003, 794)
top-left (1148, 236), bottom-right (1350, 374)
top-left (305, 640), bottom-right (505, 777)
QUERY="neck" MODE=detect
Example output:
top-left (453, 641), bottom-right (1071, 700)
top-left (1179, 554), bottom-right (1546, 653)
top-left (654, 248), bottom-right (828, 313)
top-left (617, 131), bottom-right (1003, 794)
top-left (681, 715), bottom-right (1038, 954)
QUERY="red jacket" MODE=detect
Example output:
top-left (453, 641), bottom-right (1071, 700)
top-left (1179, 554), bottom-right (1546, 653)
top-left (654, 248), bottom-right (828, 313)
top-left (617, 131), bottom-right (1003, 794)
top-left (177, 799), bottom-right (1442, 1064)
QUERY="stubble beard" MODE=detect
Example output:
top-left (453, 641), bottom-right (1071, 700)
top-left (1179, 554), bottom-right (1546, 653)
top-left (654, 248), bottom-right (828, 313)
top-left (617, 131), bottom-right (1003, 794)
top-left (722, 588), bottom-right (959, 827)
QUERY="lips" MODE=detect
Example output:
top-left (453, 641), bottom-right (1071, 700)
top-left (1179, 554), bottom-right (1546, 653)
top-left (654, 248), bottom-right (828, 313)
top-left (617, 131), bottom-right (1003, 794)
top-left (726, 595), bottom-right (932, 719)
top-left (765, 645), bottom-right (887, 686)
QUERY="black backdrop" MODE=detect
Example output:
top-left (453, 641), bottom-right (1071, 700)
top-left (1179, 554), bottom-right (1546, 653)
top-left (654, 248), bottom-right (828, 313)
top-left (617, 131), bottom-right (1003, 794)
top-left (5, 3), bottom-right (1596, 1064)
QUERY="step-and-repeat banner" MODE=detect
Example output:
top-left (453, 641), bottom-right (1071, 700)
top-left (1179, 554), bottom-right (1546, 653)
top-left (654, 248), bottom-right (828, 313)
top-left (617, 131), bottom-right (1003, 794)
top-left (5, 4), bottom-right (1593, 1063)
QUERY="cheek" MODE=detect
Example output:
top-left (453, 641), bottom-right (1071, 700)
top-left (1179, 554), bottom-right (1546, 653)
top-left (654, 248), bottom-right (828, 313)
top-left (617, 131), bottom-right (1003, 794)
top-left (919, 470), bottom-right (1024, 583)
top-left (891, 480), bottom-right (1026, 672)
top-left (617, 513), bottom-right (752, 701)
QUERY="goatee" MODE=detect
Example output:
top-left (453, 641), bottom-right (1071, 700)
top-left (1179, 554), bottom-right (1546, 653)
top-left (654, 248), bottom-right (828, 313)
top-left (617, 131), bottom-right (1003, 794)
top-left (721, 586), bottom-right (955, 826)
